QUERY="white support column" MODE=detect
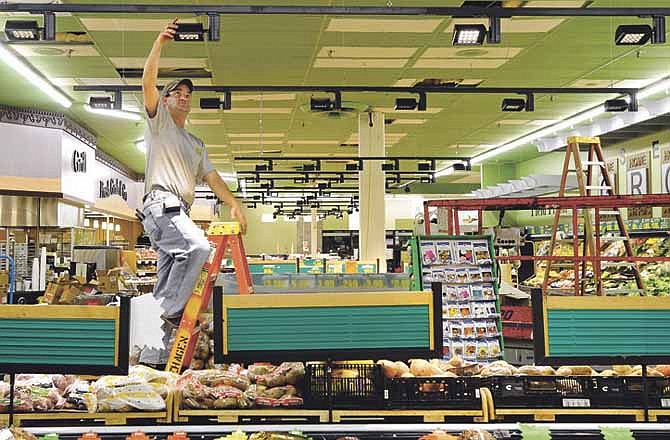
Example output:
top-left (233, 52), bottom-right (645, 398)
top-left (358, 112), bottom-right (387, 272)
top-left (310, 208), bottom-right (318, 256)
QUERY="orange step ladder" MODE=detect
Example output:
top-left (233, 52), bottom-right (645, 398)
top-left (166, 222), bottom-right (254, 373)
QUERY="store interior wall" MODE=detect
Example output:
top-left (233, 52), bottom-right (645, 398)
top-left (483, 129), bottom-right (670, 229)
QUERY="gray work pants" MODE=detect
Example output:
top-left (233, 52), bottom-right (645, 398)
top-left (138, 189), bottom-right (210, 364)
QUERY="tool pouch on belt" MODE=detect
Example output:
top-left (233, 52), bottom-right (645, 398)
top-left (163, 198), bottom-right (182, 214)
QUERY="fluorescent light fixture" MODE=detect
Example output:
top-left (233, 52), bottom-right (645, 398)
top-left (4, 20), bottom-right (40, 41)
top-left (453, 24), bottom-right (487, 46)
top-left (136, 139), bottom-right (146, 152)
top-left (219, 172), bottom-right (237, 182)
top-left (638, 78), bottom-right (670, 99)
top-left (85, 105), bottom-right (143, 121)
top-left (615, 24), bottom-right (652, 45)
top-left (0, 42), bottom-right (71, 108)
top-left (434, 165), bottom-right (455, 178)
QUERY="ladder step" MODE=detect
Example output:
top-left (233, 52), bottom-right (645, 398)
top-left (585, 185), bottom-right (611, 190)
top-left (598, 210), bottom-right (621, 216)
top-left (583, 161), bottom-right (605, 167)
top-left (600, 236), bottom-right (629, 241)
top-left (602, 261), bottom-right (638, 268)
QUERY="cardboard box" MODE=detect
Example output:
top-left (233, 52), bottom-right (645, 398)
top-left (95, 267), bottom-right (121, 293)
top-left (59, 282), bottom-right (84, 304)
top-left (43, 280), bottom-right (67, 304)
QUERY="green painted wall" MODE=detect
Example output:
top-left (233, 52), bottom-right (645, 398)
top-left (219, 205), bottom-right (298, 255)
top-left (491, 129), bottom-right (670, 227)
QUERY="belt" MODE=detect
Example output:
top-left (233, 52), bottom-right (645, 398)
top-left (143, 186), bottom-right (190, 212)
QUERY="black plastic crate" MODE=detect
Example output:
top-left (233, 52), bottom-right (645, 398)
top-left (646, 377), bottom-right (670, 409)
top-left (384, 376), bottom-right (483, 409)
top-left (304, 362), bottom-right (383, 409)
top-left (586, 376), bottom-right (647, 409)
top-left (487, 376), bottom-right (590, 409)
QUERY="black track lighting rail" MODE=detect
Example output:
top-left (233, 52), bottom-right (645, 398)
top-left (73, 84), bottom-right (638, 96)
top-left (2, 4), bottom-right (670, 17)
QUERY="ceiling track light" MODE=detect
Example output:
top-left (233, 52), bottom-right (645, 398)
top-left (310, 90), bottom-right (341, 112)
top-left (395, 91), bottom-right (427, 111)
top-left (4, 20), bottom-right (41, 41)
top-left (175, 22), bottom-right (205, 42)
top-left (199, 90), bottom-right (231, 110)
top-left (502, 93), bottom-right (534, 112)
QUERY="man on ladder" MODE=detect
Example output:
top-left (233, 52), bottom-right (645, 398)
top-left (137, 19), bottom-right (248, 368)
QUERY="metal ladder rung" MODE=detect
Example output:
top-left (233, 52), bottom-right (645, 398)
top-left (600, 236), bottom-right (629, 241)
top-left (598, 210), bottom-right (621, 216)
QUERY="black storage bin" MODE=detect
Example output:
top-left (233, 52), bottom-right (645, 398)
top-left (487, 376), bottom-right (589, 408)
top-left (586, 376), bottom-right (647, 409)
top-left (384, 376), bottom-right (482, 409)
top-left (304, 362), bottom-right (383, 409)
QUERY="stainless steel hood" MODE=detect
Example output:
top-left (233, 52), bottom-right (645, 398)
top-left (0, 195), bottom-right (83, 227)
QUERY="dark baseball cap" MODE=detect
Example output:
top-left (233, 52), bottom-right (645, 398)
top-left (162, 78), bottom-right (194, 97)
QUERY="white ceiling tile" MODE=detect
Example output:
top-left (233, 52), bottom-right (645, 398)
top-left (231, 93), bottom-right (296, 102)
top-left (313, 58), bottom-right (408, 68)
top-left (525, 1), bottom-right (587, 7)
top-left (412, 58), bottom-right (510, 69)
top-left (422, 47), bottom-right (522, 59)
top-left (52, 77), bottom-right (125, 86)
top-left (327, 18), bottom-right (443, 33)
top-left (497, 119), bottom-right (531, 125)
top-left (614, 79), bottom-right (651, 89)
top-left (227, 133), bottom-right (285, 138)
top-left (528, 119), bottom-right (560, 126)
top-left (79, 17), bottom-right (199, 32)
top-left (231, 140), bottom-right (285, 145)
top-left (374, 107), bottom-right (443, 114)
top-left (123, 78), bottom-right (213, 86)
top-left (318, 46), bottom-right (418, 58)
top-left (188, 119), bottom-right (223, 126)
top-left (229, 108), bottom-right (293, 114)
top-left (394, 78), bottom-right (418, 87)
top-left (570, 79), bottom-right (618, 88)
top-left (12, 44), bottom-right (101, 57)
top-left (390, 119), bottom-right (427, 125)
top-left (445, 18), bottom-right (565, 33)
top-left (109, 57), bottom-right (208, 69)
top-left (288, 140), bottom-right (341, 145)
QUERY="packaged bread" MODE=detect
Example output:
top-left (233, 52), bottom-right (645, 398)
top-left (517, 365), bottom-right (543, 376)
top-left (613, 365), bottom-right (633, 376)
top-left (568, 366), bottom-right (594, 376)
top-left (555, 366), bottom-right (573, 376)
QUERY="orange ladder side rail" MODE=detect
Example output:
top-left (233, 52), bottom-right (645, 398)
top-left (166, 222), bottom-right (253, 373)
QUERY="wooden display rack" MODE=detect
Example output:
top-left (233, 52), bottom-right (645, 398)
top-left (331, 387), bottom-right (494, 423)
top-left (493, 408), bottom-right (646, 422)
top-left (4, 392), bottom-right (173, 427)
top-left (172, 391), bottom-right (328, 424)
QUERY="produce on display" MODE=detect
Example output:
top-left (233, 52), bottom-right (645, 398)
top-left (0, 366), bottom-right (174, 413)
top-left (177, 362), bottom-right (306, 409)
top-left (523, 237), bottom-right (670, 295)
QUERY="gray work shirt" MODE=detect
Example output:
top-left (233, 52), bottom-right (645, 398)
top-left (143, 102), bottom-right (214, 207)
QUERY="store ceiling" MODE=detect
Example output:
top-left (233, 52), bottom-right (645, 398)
top-left (0, 0), bottom-right (669, 189)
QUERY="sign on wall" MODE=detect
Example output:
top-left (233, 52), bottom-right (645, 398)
top-left (662, 148), bottom-right (670, 218)
top-left (627, 151), bottom-right (652, 219)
